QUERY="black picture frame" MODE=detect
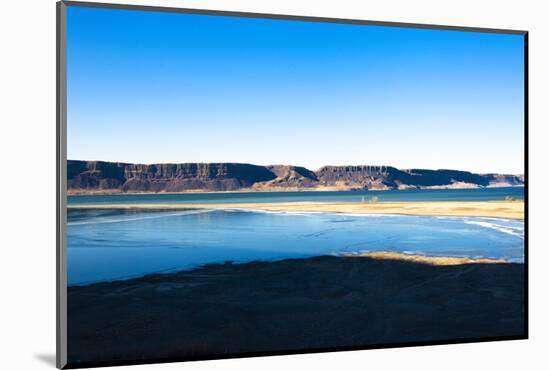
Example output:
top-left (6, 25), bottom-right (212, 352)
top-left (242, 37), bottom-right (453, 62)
top-left (56, 1), bottom-right (529, 368)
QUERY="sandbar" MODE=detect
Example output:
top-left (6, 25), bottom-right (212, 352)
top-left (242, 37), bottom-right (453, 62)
top-left (348, 251), bottom-right (508, 265)
top-left (68, 200), bottom-right (524, 219)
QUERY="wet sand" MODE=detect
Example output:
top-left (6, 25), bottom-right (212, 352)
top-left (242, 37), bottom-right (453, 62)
top-left (68, 200), bottom-right (524, 219)
top-left (67, 255), bottom-right (525, 366)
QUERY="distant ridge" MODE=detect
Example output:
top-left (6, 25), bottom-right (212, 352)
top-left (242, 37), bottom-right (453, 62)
top-left (67, 160), bottom-right (524, 194)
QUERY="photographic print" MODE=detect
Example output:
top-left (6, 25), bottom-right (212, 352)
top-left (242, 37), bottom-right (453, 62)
top-left (58, 2), bottom-right (527, 368)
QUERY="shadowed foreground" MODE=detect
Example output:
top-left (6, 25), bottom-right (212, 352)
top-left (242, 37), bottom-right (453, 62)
top-left (67, 256), bottom-right (525, 365)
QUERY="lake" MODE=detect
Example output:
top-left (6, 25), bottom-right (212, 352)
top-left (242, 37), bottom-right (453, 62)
top-left (67, 205), bottom-right (524, 285)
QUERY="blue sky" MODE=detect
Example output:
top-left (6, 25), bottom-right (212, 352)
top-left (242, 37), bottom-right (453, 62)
top-left (67, 6), bottom-right (525, 174)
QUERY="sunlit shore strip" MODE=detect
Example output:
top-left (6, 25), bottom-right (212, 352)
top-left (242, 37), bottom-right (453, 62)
top-left (68, 200), bottom-right (524, 220)
top-left (346, 251), bottom-right (509, 265)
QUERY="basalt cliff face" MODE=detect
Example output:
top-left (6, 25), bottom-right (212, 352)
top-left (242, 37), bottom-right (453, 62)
top-left (67, 161), bottom-right (276, 193)
top-left (67, 160), bottom-right (524, 194)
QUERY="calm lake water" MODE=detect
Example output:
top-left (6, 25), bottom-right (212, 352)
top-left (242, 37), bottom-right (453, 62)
top-left (67, 206), bottom-right (525, 285)
top-left (68, 186), bottom-right (524, 205)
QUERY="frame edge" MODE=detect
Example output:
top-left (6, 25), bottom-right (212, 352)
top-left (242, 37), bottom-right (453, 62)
top-left (62, 0), bottom-right (527, 35)
top-left (523, 32), bottom-right (529, 339)
top-left (55, 2), bottom-right (529, 368)
top-left (57, 1), bottom-right (68, 369)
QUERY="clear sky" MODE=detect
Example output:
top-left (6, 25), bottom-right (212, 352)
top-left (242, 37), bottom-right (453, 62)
top-left (67, 6), bottom-right (525, 174)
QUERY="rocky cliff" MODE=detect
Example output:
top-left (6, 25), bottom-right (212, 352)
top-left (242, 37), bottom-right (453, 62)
top-left (67, 161), bottom-right (276, 193)
top-left (67, 160), bottom-right (524, 194)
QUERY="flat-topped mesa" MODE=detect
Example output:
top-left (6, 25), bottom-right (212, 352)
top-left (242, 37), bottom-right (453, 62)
top-left (121, 163), bottom-right (276, 192)
top-left (67, 161), bottom-right (276, 193)
top-left (315, 165), bottom-right (404, 190)
top-left (401, 169), bottom-right (490, 188)
top-left (67, 160), bottom-right (127, 191)
top-left (316, 165), bottom-right (400, 177)
top-left (315, 166), bottom-right (493, 189)
top-left (123, 163), bottom-right (272, 180)
top-left (66, 160), bottom-right (524, 194)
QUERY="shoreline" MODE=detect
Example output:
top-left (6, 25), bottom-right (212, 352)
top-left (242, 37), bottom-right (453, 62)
top-left (67, 185), bottom-right (525, 196)
top-left (69, 251), bottom-right (518, 287)
top-left (68, 200), bottom-right (525, 219)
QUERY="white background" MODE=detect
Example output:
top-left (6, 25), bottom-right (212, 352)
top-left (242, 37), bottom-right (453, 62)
top-left (1, 0), bottom-right (548, 369)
